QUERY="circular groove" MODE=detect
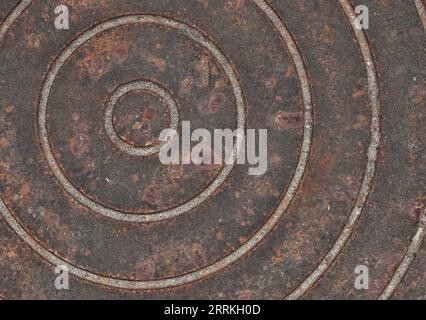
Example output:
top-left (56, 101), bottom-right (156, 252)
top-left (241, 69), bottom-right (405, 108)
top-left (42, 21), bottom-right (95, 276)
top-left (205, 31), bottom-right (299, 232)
top-left (379, 210), bottom-right (426, 300)
top-left (0, 0), bottom-right (31, 41)
top-left (286, 0), bottom-right (382, 299)
top-left (0, 1), bottom-right (314, 289)
top-left (414, 0), bottom-right (426, 33)
top-left (104, 80), bottom-right (180, 157)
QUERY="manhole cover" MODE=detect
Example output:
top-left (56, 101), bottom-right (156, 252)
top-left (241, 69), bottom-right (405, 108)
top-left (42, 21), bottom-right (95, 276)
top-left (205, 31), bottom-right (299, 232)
top-left (0, 0), bottom-right (425, 300)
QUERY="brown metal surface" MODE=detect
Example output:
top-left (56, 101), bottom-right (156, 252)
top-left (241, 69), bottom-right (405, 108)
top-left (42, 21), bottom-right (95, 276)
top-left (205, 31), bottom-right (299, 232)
top-left (0, 0), bottom-right (425, 299)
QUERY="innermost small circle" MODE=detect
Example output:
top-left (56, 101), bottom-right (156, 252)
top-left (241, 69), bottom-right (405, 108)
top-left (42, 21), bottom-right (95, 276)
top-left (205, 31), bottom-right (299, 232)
top-left (104, 81), bottom-right (180, 157)
top-left (113, 90), bottom-right (170, 148)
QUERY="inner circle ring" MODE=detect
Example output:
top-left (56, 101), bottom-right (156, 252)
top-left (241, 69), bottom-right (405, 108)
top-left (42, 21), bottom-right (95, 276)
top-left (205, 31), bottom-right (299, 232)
top-left (38, 14), bottom-right (247, 223)
top-left (104, 80), bottom-right (180, 157)
top-left (0, 2), bottom-right (314, 289)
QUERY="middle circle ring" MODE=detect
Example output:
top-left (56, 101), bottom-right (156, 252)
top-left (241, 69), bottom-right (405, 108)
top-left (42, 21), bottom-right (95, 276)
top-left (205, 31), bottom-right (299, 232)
top-left (38, 15), bottom-right (247, 223)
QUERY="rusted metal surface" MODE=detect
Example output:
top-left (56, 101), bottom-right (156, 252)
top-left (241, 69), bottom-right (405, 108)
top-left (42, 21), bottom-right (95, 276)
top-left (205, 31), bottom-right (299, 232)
top-left (0, 0), bottom-right (425, 300)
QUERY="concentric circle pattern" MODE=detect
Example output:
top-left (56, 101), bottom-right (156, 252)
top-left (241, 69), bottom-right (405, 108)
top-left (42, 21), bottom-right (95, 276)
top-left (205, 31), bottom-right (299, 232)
top-left (0, 0), bottom-right (425, 299)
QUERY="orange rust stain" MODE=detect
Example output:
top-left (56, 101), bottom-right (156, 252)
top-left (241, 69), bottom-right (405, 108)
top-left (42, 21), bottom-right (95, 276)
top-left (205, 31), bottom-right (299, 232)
top-left (0, 137), bottom-right (9, 149)
top-left (77, 31), bottom-right (130, 80)
top-left (69, 133), bottom-right (91, 156)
